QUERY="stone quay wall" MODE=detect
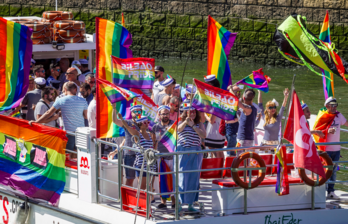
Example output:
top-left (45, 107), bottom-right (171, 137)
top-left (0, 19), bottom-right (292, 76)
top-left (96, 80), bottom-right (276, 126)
top-left (1, 0), bottom-right (348, 65)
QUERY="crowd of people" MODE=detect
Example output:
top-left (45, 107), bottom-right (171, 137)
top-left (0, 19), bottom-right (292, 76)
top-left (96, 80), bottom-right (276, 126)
top-left (10, 61), bottom-right (348, 211)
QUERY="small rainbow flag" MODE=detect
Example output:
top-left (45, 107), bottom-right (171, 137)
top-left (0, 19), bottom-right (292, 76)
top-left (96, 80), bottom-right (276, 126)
top-left (96, 17), bottom-right (133, 138)
top-left (0, 17), bottom-right (33, 111)
top-left (159, 158), bottom-right (173, 199)
top-left (235, 68), bottom-right (271, 93)
top-left (319, 11), bottom-right (335, 100)
top-left (121, 13), bottom-right (125, 27)
top-left (97, 78), bottom-right (141, 104)
top-left (159, 121), bottom-right (177, 153)
top-left (207, 15), bottom-right (237, 90)
top-left (10, 111), bottom-right (20, 118)
top-left (275, 145), bottom-right (289, 196)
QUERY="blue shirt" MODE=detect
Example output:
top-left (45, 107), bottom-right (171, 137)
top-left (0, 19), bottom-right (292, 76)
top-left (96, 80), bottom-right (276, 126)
top-left (237, 104), bottom-right (257, 140)
top-left (53, 95), bottom-right (88, 132)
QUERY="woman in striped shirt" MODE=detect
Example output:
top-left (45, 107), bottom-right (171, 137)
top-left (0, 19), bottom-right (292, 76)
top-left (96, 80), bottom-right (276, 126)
top-left (176, 104), bottom-right (206, 212)
top-left (118, 113), bottom-right (157, 190)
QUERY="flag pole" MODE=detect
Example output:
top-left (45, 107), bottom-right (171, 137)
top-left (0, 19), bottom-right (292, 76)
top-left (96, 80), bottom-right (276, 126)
top-left (188, 78), bottom-right (195, 111)
top-left (280, 74), bottom-right (296, 144)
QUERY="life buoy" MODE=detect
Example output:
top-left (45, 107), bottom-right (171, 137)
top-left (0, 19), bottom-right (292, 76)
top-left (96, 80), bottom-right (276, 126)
top-left (231, 152), bottom-right (266, 189)
top-left (23, 22), bottom-right (50, 32)
top-left (32, 37), bottom-right (51, 45)
top-left (11, 18), bottom-right (38, 24)
top-left (31, 30), bottom-right (51, 39)
top-left (298, 152), bottom-right (333, 186)
top-left (53, 20), bottom-right (85, 30)
top-left (56, 36), bottom-right (86, 43)
top-left (42, 11), bottom-right (73, 20)
top-left (55, 29), bottom-right (85, 38)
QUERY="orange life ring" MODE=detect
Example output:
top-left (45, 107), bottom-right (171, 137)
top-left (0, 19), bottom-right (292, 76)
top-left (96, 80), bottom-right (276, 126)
top-left (42, 11), bottom-right (73, 20)
top-left (54, 20), bottom-right (85, 30)
top-left (31, 30), bottom-right (51, 39)
top-left (298, 152), bottom-right (333, 186)
top-left (23, 22), bottom-right (50, 32)
top-left (231, 152), bottom-right (266, 189)
top-left (56, 29), bottom-right (85, 38)
top-left (32, 37), bottom-right (51, 45)
top-left (56, 36), bottom-right (86, 43)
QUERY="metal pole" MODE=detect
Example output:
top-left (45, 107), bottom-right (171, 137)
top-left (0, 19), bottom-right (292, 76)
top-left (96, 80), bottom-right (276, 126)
top-left (118, 147), bottom-right (123, 211)
top-left (281, 74), bottom-right (296, 139)
top-left (244, 189), bottom-right (247, 215)
top-left (95, 140), bottom-right (99, 203)
top-left (146, 165), bottom-right (150, 219)
top-left (55, 0), bottom-right (57, 11)
top-left (175, 154), bottom-right (180, 220)
top-left (311, 185), bottom-right (315, 210)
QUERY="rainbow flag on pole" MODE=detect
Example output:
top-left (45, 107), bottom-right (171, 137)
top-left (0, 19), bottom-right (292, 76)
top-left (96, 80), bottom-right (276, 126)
top-left (0, 115), bottom-right (67, 206)
top-left (275, 145), bottom-right (289, 196)
top-left (0, 17), bottom-right (33, 111)
top-left (319, 11), bottom-right (335, 100)
top-left (159, 121), bottom-right (177, 153)
top-left (207, 15), bottom-right (237, 90)
top-left (96, 17), bottom-right (133, 138)
top-left (192, 79), bottom-right (239, 120)
top-left (159, 158), bottom-right (173, 199)
top-left (97, 78), bottom-right (141, 104)
top-left (235, 68), bottom-right (271, 93)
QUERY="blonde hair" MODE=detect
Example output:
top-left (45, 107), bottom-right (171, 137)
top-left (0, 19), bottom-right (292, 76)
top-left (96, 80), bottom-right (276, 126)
top-left (264, 101), bottom-right (278, 126)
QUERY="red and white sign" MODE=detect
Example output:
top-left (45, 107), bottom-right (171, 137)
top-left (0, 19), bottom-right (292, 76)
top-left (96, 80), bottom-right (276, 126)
top-left (284, 90), bottom-right (325, 177)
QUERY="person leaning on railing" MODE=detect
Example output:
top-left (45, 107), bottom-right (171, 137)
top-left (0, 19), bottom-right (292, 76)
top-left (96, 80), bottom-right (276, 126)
top-left (258, 88), bottom-right (289, 152)
top-left (176, 104), bottom-right (206, 213)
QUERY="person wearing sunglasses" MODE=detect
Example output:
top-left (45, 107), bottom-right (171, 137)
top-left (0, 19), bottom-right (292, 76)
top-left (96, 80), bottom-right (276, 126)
top-left (151, 65), bottom-right (165, 100)
top-left (34, 65), bottom-right (46, 79)
top-left (118, 114), bottom-right (157, 193)
top-left (317, 97), bottom-right (348, 200)
top-left (85, 74), bottom-right (96, 89)
top-left (151, 105), bottom-right (176, 209)
top-left (47, 63), bottom-right (61, 86)
top-left (258, 88), bottom-right (289, 150)
top-left (112, 103), bottom-right (143, 187)
top-left (169, 96), bottom-right (181, 121)
top-left (34, 87), bottom-right (60, 128)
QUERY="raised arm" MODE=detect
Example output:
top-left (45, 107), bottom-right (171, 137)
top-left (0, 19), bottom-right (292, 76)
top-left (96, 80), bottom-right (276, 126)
top-left (258, 90), bottom-right (262, 104)
top-left (282, 88), bottom-right (290, 107)
top-left (112, 103), bottom-right (123, 127)
top-left (205, 113), bottom-right (216, 124)
top-left (30, 107), bottom-right (58, 125)
top-left (118, 113), bottom-right (140, 137)
top-left (238, 101), bottom-right (252, 116)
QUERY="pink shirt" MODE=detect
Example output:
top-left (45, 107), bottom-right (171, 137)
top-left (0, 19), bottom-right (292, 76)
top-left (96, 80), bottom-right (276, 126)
top-left (326, 113), bottom-right (347, 151)
top-left (170, 112), bottom-right (178, 121)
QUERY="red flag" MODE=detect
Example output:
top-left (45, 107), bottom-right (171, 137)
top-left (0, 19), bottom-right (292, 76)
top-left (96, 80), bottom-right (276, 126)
top-left (284, 90), bottom-right (326, 177)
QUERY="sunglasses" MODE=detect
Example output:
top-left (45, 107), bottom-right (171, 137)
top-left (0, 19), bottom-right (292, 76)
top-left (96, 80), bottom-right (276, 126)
top-left (268, 106), bottom-right (277, 110)
top-left (134, 110), bottom-right (142, 114)
top-left (155, 71), bottom-right (158, 74)
top-left (170, 103), bottom-right (179, 108)
top-left (38, 69), bottom-right (45, 73)
top-left (66, 72), bottom-right (75, 75)
top-left (160, 113), bottom-right (169, 116)
top-left (328, 104), bottom-right (338, 108)
top-left (142, 121), bottom-right (150, 125)
top-left (55, 69), bottom-right (61, 72)
top-left (30, 65), bottom-right (32, 68)
top-left (89, 81), bottom-right (96, 84)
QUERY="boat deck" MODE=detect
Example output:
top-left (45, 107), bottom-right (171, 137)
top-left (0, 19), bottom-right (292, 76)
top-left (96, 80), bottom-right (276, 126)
top-left (58, 179), bottom-right (348, 224)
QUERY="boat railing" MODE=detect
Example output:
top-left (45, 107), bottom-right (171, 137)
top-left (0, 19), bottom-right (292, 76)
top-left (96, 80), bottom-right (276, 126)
top-left (90, 137), bottom-right (348, 221)
top-left (65, 131), bottom-right (79, 194)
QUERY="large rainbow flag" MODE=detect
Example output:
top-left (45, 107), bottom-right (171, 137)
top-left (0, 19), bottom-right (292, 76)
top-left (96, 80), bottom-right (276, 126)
top-left (192, 79), bottom-right (239, 120)
top-left (0, 17), bottom-right (33, 111)
top-left (159, 121), bottom-right (177, 153)
top-left (0, 115), bottom-right (67, 206)
top-left (207, 15), bottom-right (237, 90)
top-left (319, 11), bottom-right (335, 100)
top-left (97, 78), bottom-right (140, 104)
top-left (235, 68), bottom-right (271, 93)
top-left (96, 17), bottom-right (133, 138)
top-left (312, 107), bottom-right (338, 151)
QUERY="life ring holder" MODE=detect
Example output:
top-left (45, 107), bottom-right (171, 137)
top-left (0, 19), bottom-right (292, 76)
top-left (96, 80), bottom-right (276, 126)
top-left (298, 152), bottom-right (333, 186)
top-left (231, 152), bottom-right (266, 189)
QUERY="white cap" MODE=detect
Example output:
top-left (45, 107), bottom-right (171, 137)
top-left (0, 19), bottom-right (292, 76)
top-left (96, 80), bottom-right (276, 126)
top-left (158, 105), bottom-right (170, 112)
top-left (34, 77), bottom-right (46, 85)
top-left (72, 65), bottom-right (82, 75)
top-left (174, 84), bottom-right (180, 90)
top-left (324, 97), bottom-right (337, 106)
top-left (186, 84), bottom-right (196, 94)
top-left (79, 59), bottom-right (88, 65)
top-left (161, 78), bottom-right (174, 87)
top-left (238, 85), bottom-right (244, 90)
top-left (71, 60), bottom-right (81, 66)
top-left (204, 74), bottom-right (216, 82)
top-left (31, 58), bottom-right (36, 64)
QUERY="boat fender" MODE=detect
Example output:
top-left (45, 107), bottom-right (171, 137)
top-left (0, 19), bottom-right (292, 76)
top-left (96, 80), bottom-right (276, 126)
top-left (231, 152), bottom-right (266, 189)
top-left (42, 11), bottom-right (73, 20)
top-left (12, 202), bottom-right (30, 224)
top-left (298, 152), bottom-right (333, 186)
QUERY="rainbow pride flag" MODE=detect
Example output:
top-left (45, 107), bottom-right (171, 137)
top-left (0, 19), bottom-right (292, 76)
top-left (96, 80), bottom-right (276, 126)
top-left (97, 78), bottom-right (140, 104)
top-left (192, 79), bottom-right (239, 120)
top-left (10, 110), bottom-right (20, 118)
top-left (319, 11), bottom-right (335, 100)
top-left (0, 18), bottom-right (33, 111)
top-left (207, 15), bottom-right (237, 90)
top-left (96, 17), bottom-right (133, 138)
top-left (159, 158), bottom-right (173, 199)
top-left (275, 145), bottom-right (289, 196)
top-left (159, 121), bottom-right (177, 153)
top-left (111, 56), bottom-right (155, 89)
top-left (235, 68), bottom-right (271, 93)
top-left (0, 115), bottom-right (67, 206)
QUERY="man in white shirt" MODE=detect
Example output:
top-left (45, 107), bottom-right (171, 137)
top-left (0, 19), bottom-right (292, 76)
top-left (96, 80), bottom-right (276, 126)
top-left (323, 97), bottom-right (348, 199)
top-left (87, 87), bottom-right (96, 129)
top-left (151, 65), bottom-right (165, 100)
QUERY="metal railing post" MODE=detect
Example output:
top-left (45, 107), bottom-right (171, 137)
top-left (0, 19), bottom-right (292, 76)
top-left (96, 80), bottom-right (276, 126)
top-left (118, 147), bottom-right (123, 211)
top-left (146, 164), bottom-right (150, 219)
top-left (175, 153), bottom-right (179, 220)
top-left (95, 139), bottom-right (99, 203)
